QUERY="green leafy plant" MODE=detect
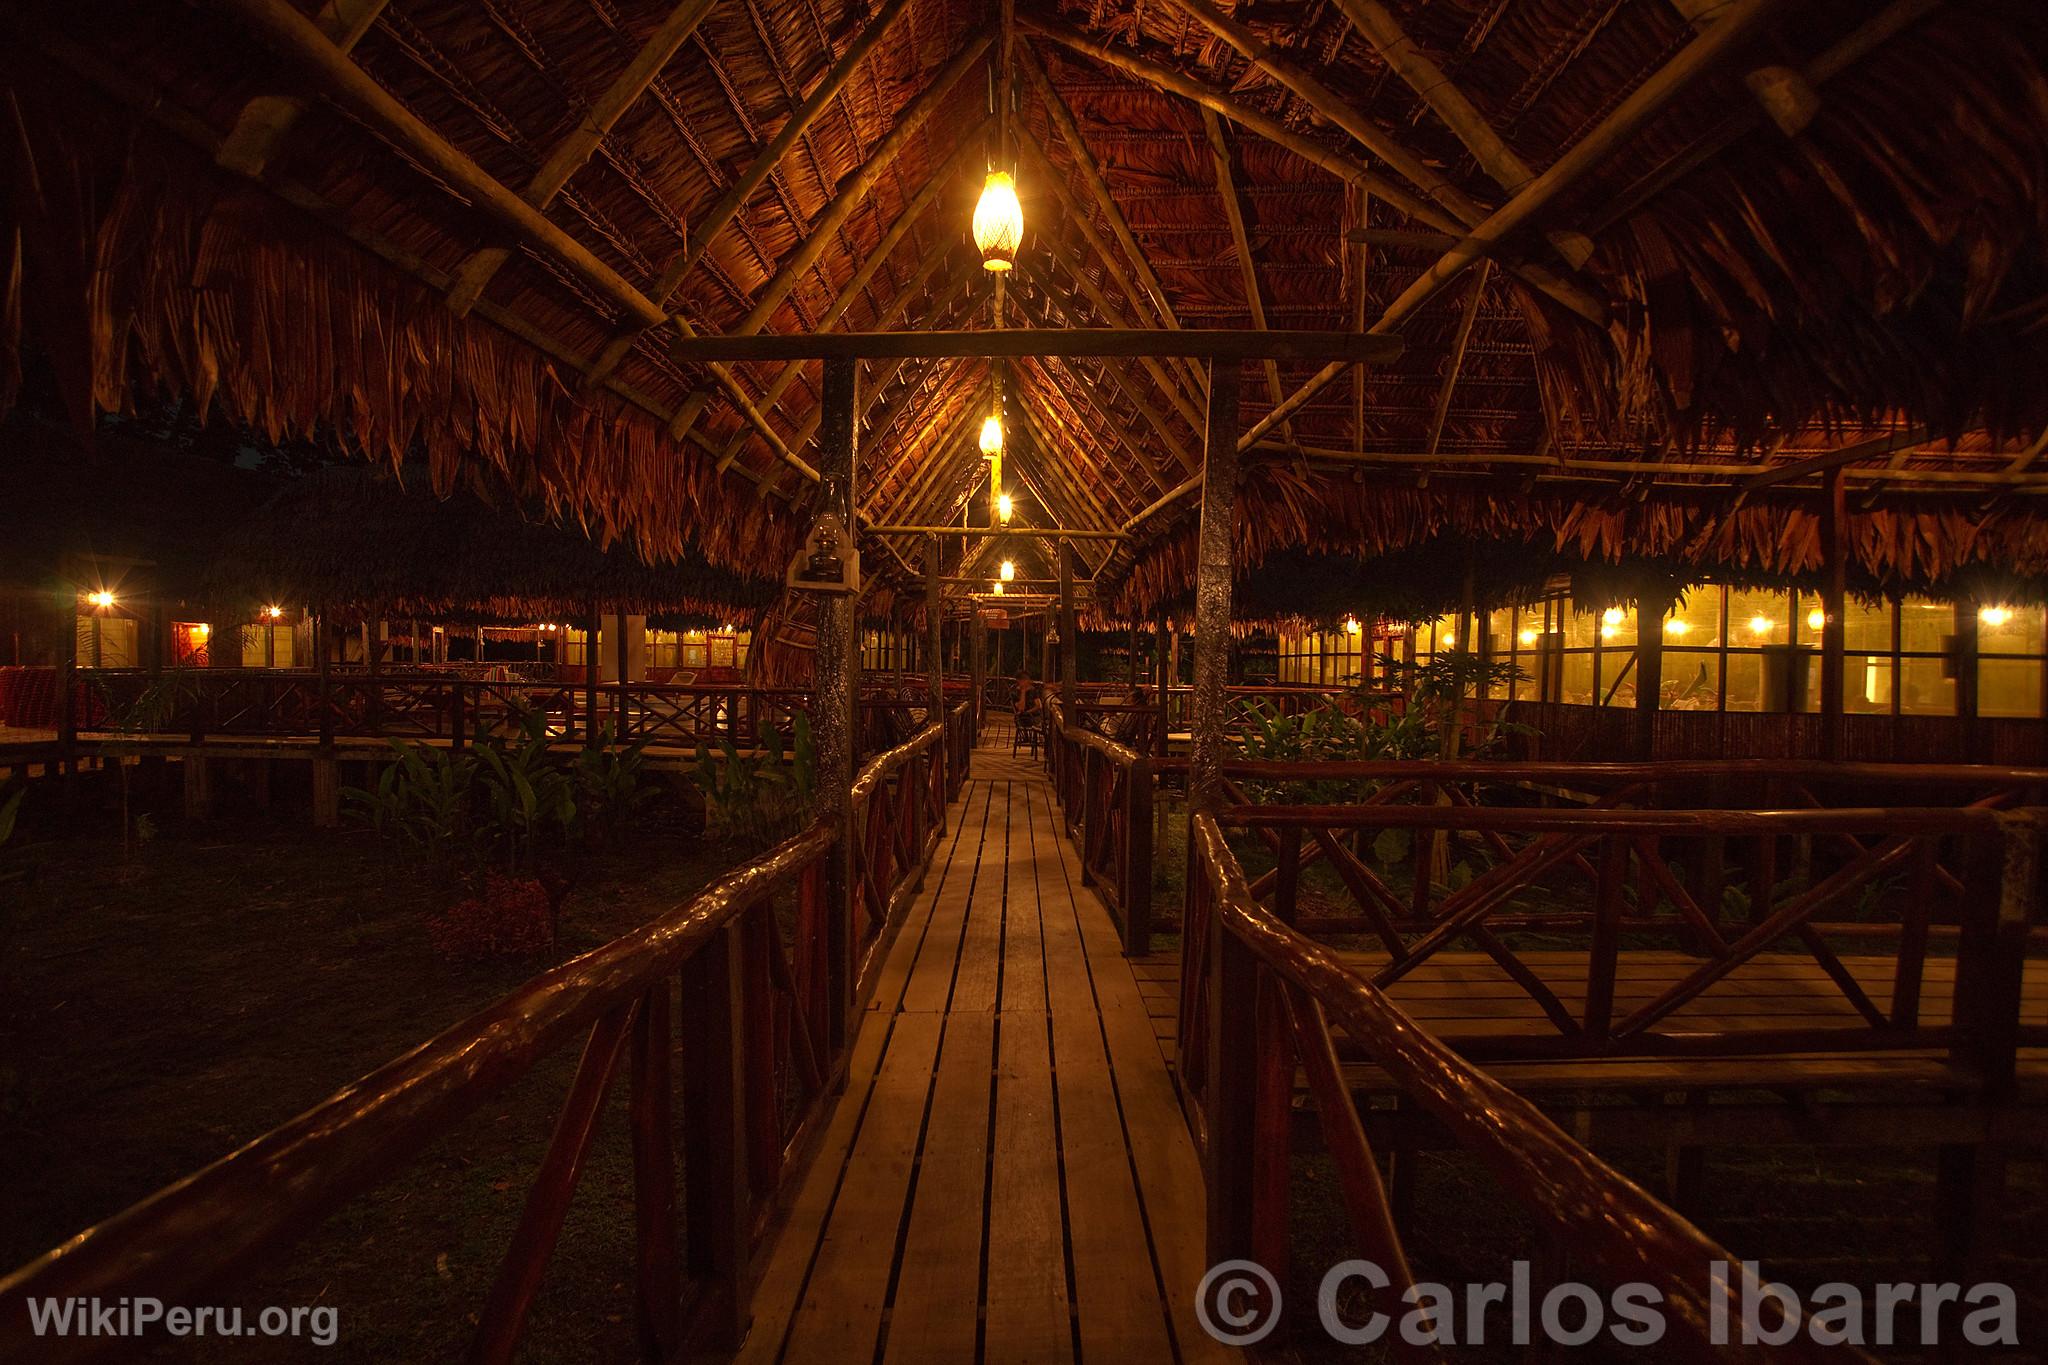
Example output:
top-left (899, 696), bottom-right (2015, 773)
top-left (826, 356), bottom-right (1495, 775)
top-left (475, 711), bottom-right (577, 875)
top-left (345, 740), bottom-right (484, 873)
top-left (688, 713), bottom-right (816, 847)
top-left (572, 723), bottom-right (656, 845)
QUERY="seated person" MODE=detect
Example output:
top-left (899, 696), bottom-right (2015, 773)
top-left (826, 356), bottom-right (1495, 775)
top-left (1014, 679), bottom-right (1043, 727)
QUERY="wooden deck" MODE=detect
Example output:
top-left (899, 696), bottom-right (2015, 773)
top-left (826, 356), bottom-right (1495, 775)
top-left (736, 740), bottom-right (1232, 1365)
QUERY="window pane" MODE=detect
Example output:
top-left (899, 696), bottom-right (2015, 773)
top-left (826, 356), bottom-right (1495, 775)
top-left (1977, 604), bottom-right (2044, 656)
top-left (1724, 652), bottom-right (1764, 711)
top-left (1900, 655), bottom-right (1956, 715)
top-left (1729, 589), bottom-right (1788, 647)
top-left (1899, 598), bottom-right (1953, 654)
top-left (1559, 650), bottom-right (1594, 705)
top-left (1663, 587), bottom-right (1722, 647)
top-left (1843, 598), bottom-right (1891, 652)
top-left (1663, 650), bottom-right (1719, 709)
top-left (1981, 659), bottom-right (2043, 718)
top-left (1561, 607), bottom-right (1599, 649)
top-left (1848, 655), bottom-right (1893, 713)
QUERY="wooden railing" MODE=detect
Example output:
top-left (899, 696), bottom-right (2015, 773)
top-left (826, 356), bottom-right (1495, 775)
top-left (1200, 801), bottom-right (2042, 1065)
top-left (1185, 811), bottom-right (1903, 1363)
top-left (0, 720), bottom-right (961, 1365)
top-left (1044, 700), bottom-right (1153, 955)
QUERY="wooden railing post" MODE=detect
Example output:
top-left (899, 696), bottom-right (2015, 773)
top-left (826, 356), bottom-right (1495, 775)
top-left (1078, 744), bottom-right (1098, 887)
top-left (1584, 833), bottom-right (1629, 1039)
top-left (1205, 875), bottom-right (1259, 1266)
top-left (629, 982), bottom-right (680, 1361)
top-left (681, 921), bottom-right (750, 1350)
top-left (1126, 753), bottom-right (1154, 956)
top-left (1951, 813), bottom-right (2035, 1093)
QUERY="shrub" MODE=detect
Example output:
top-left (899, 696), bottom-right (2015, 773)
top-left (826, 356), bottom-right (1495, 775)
top-left (427, 874), bottom-right (555, 962)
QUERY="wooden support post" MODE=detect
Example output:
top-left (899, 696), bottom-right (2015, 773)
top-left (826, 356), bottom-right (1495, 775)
top-left (56, 586), bottom-right (78, 789)
top-left (814, 357), bottom-right (860, 1054)
top-left (925, 533), bottom-right (945, 719)
top-left (1153, 611), bottom-right (1171, 758)
top-left (680, 923), bottom-right (749, 1349)
top-left (584, 599), bottom-right (601, 743)
top-left (614, 606), bottom-right (630, 742)
top-left (1058, 542), bottom-right (1078, 718)
top-left (1635, 592), bottom-right (1669, 761)
top-left (1206, 908), bottom-right (1259, 1266)
top-left (1954, 599), bottom-right (1983, 763)
top-left (970, 613), bottom-right (987, 737)
top-left (1189, 361), bottom-right (1242, 813)
top-left (1820, 467), bottom-right (1847, 760)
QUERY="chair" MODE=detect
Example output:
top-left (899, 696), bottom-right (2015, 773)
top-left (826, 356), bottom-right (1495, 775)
top-left (1011, 707), bottom-right (1042, 756)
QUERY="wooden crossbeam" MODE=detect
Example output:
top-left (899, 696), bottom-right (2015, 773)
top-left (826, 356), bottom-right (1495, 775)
top-left (1738, 427), bottom-right (1931, 491)
top-left (1373, 0), bottom-right (1796, 333)
top-left (1172, 0), bottom-right (1488, 226)
top-left (1424, 261), bottom-right (1493, 456)
top-left (215, 0), bottom-right (390, 175)
top-left (1200, 109), bottom-right (1296, 447)
top-left (446, 0), bottom-right (718, 315)
top-left (1328, 0), bottom-right (1592, 268)
top-left (666, 31), bottom-right (993, 445)
top-left (1020, 16), bottom-right (1606, 328)
top-left (873, 526), bottom-right (1128, 539)
top-left (671, 329), bottom-right (1404, 363)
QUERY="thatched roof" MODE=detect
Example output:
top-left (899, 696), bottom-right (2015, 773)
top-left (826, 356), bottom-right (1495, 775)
top-left (2, 0), bottom-right (2045, 623)
top-left (215, 467), bottom-right (782, 624)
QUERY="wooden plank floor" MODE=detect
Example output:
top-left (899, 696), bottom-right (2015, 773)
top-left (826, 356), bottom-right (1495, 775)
top-left (738, 737), bottom-right (1234, 1365)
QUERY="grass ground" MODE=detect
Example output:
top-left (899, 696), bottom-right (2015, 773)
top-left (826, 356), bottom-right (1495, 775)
top-left (0, 773), bottom-right (735, 1362)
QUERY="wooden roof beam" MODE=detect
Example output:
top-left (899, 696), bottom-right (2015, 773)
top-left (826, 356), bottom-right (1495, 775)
top-left (1172, 0), bottom-right (1489, 228)
top-left (1015, 44), bottom-right (1206, 397)
top-left (713, 135), bottom-right (988, 470)
top-left (665, 30), bottom-right (992, 445)
top-left (215, 0), bottom-right (389, 175)
top-left (1016, 128), bottom-right (1206, 427)
top-left (1326, 0), bottom-right (1593, 268)
top-left (1019, 16), bottom-right (1606, 328)
top-left (1424, 262), bottom-right (1493, 456)
top-left (671, 329), bottom-right (1403, 362)
top-left (1011, 261), bottom-right (1198, 477)
top-left (198, 0), bottom-right (813, 486)
top-left (672, 0), bottom-right (918, 284)
top-left (1737, 426), bottom-right (1931, 492)
top-left (445, 0), bottom-right (718, 316)
top-left (1011, 349), bottom-right (1179, 505)
top-left (1372, 0), bottom-right (1797, 333)
top-left (1013, 396), bottom-right (1137, 530)
top-left (1666, 0), bottom-right (1820, 134)
top-left (1201, 109), bottom-right (1297, 448)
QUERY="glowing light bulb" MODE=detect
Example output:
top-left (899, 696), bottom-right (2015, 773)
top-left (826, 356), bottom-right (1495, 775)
top-left (87, 590), bottom-right (115, 608)
top-left (1518, 629), bottom-right (1538, 646)
top-left (973, 170), bottom-right (1023, 272)
top-left (1663, 619), bottom-right (1691, 637)
top-left (992, 581), bottom-right (1005, 596)
top-left (193, 623), bottom-right (211, 639)
top-left (1344, 617), bottom-right (1362, 636)
top-left (980, 413), bottom-right (1004, 457)
top-left (1602, 607), bottom-right (1626, 627)
top-left (1980, 605), bottom-right (2014, 627)
top-left (265, 604), bottom-right (284, 619)
top-left (1805, 607), bottom-right (1826, 631)
top-left (1600, 623), bottom-right (1619, 640)
top-left (1748, 615), bottom-right (1775, 637)
top-left (997, 492), bottom-right (1014, 523)
top-left (1000, 560), bottom-right (1016, 582)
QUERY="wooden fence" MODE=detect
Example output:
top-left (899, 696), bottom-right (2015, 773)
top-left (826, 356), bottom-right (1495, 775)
top-left (0, 711), bottom-right (966, 1365)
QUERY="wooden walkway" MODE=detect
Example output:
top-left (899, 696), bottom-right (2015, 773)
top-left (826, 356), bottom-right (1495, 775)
top-left (737, 740), bottom-right (1232, 1365)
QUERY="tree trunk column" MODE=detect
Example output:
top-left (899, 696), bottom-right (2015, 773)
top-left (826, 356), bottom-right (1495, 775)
top-left (1189, 360), bottom-right (1242, 814)
top-left (1634, 592), bottom-right (1671, 762)
top-left (814, 357), bottom-right (860, 1055)
top-left (970, 613), bottom-right (987, 738)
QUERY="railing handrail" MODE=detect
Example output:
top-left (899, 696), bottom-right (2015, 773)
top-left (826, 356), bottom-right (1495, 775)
top-left (1189, 812), bottom-right (1866, 1363)
top-left (0, 719), bottom-right (948, 1351)
top-left (1217, 803), bottom-right (2026, 836)
top-left (1149, 755), bottom-right (2048, 786)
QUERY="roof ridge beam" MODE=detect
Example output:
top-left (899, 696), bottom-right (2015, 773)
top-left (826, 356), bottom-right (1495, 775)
top-left (215, 0), bottom-right (390, 175)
